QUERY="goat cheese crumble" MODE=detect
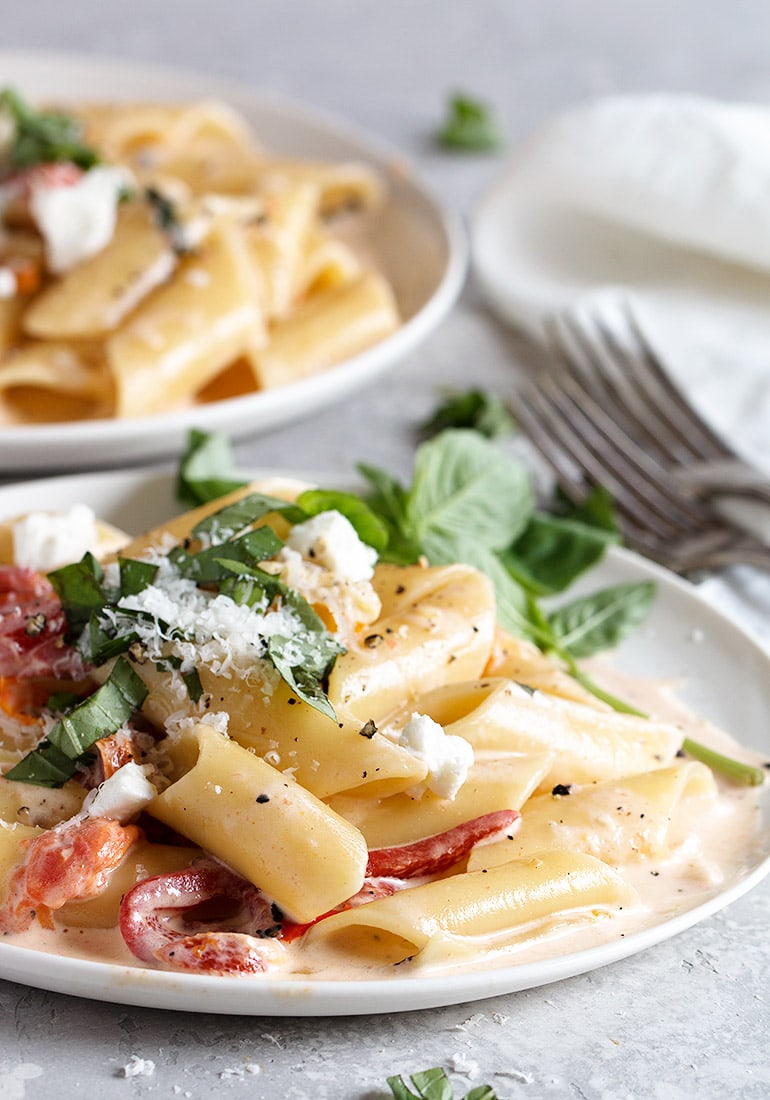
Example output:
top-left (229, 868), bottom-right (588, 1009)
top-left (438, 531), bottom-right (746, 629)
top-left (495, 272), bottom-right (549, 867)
top-left (29, 165), bottom-right (129, 273)
top-left (286, 510), bottom-right (377, 582)
top-left (399, 712), bottom-right (474, 800)
top-left (12, 504), bottom-right (98, 572)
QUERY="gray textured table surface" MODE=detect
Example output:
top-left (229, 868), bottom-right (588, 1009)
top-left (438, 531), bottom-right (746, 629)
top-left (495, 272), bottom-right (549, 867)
top-left (1, 3), bottom-right (769, 1097)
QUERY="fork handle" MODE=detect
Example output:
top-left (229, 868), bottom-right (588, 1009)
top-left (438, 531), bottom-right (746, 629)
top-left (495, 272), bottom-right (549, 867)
top-left (677, 541), bottom-right (770, 573)
top-left (673, 460), bottom-right (770, 506)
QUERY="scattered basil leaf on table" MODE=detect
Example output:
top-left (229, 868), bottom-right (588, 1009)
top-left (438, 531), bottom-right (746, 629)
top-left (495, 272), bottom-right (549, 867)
top-left (387, 1067), bottom-right (498, 1100)
top-left (420, 388), bottom-right (515, 439)
top-left (436, 92), bottom-right (503, 152)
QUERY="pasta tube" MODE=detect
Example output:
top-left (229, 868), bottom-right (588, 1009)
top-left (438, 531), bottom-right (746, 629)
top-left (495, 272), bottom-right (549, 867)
top-left (467, 762), bottom-right (718, 871)
top-left (302, 850), bottom-right (636, 966)
top-left (107, 220), bottom-right (265, 416)
top-left (148, 723), bottom-right (368, 922)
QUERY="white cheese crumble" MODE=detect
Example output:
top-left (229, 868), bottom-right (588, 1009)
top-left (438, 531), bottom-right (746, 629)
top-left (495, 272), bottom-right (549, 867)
top-left (399, 713), bottom-right (474, 800)
top-left (84, 762), bottom-right (158, 822)
top-left (117, 1055), bottom-right (156, 1078)
top-left (0, 266), bottom-right (16, 298)
top-left (286, 510), bottom-right (377, 582)
top-left (12, 503), bottom-right (98, 571)
top-left (29, 165), bottom-right (130, 273)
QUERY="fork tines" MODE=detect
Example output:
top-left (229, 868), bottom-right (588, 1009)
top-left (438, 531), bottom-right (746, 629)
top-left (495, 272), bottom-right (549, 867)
top-left (509, 306), bottom-right (770, 573)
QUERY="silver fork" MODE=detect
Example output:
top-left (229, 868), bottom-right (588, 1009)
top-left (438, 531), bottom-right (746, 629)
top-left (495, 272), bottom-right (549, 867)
top-left (544, 305), bottom-right (770, 506)
top-left (509, 321), bottom-right (770, 574)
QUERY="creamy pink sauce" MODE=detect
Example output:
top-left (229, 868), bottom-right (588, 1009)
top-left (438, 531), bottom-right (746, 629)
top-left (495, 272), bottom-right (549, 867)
top-left (2, 667), bottom-right (767, 981)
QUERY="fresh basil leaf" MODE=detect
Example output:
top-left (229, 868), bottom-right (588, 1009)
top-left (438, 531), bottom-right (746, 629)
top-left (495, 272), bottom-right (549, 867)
top-left (176, 428), bottom-right (248, 508)
top-left (437, 92), bottom-right (503, 152)
top-left (386, 1077), bottom-right (422, 1100)
top-left (503, 512), bottom-right (618, 596)
top-left (465, 1088), bottom-right (498, 1100)
top-left (554, 484), bottom-right (620, 536)
top-left (406, 430), bottom-right (533, 552)
top-left (296, 488), bottom-right (389, 553)
top-left (548, 581), bottom-right (656, 658)
top-left (48, 552), bottom-right (110, 636)
top-left (386, 1069), bottom-right (497, 1100)
top-left (420, 389), bottom-right (515, 440)
top-left (5, 657), bottom-right (148, 788)
top-left (356, 462), bottom-right (420, 564)
top-left (0, 87), bottom-right (100, 173)
top-left (410, 1068), bottom-right (455, 1100)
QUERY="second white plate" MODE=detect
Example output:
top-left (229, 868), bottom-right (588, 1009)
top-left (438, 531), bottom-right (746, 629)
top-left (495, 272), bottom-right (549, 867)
top-left (0, 51), bottom-right (467, 475)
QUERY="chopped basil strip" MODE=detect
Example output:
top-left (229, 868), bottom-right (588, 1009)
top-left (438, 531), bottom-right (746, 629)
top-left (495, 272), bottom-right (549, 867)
top-left (172, 525), bottom-right (284, 582)
top-left (182, 668), bottom-right (204, 704)
top-left (48, 552), bottom-right (111, 636)
top-left (5, 657), bottom-right (148, 788)
top-left (0, 87), bottom-right (100, 174)
top-left (191, 492), bottom-right (304, 544)
top-left (266, 591), bottom-right (345, 720)
top-left (119, 557), bottom-right (159, 596)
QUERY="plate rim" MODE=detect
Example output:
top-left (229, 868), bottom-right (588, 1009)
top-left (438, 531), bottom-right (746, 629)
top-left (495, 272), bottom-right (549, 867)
top-left (0, 49), bottom-right (468, 470)
top-left (0, 466), bottom-right (767, 1015)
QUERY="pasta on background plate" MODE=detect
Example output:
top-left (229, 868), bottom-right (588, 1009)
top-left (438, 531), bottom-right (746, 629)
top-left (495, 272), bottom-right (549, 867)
top-left (0, 91), bottom-right (400, 425)
top-left (0, 478), bottom-right (763, 981)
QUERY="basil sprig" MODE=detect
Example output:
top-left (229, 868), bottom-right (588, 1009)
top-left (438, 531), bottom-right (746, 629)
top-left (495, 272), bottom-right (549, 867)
top-left (436, 92), bottom-right (503, 153)
top-left (388, 1067), bottom-right (497, 1100)
top-left (5, 658), bottom-right (148, 788)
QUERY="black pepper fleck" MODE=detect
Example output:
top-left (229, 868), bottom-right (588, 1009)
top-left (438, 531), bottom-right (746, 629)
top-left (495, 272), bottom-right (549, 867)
top-left (551, 783), bottom-right (572, 797)
top-left (255, 794), bottom-right (270, 804)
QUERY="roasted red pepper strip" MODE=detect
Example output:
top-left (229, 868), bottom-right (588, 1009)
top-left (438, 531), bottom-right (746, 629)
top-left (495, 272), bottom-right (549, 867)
top-left (119, 860), bottom-right (280, 973)
top-left (365, 809), bottom-right (520, 879)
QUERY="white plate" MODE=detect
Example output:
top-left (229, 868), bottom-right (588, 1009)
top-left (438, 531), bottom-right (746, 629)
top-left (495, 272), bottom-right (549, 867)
top-left (0, 51), bottom-right (467, 475)
top-left (0, 468), bottom-right (768, 1015)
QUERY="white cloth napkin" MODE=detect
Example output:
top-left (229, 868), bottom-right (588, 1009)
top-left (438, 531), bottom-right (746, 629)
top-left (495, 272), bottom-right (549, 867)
top-left (472, 93), bottom-right (770, 476)
top-left (471, 93), bottom-right (770, 641)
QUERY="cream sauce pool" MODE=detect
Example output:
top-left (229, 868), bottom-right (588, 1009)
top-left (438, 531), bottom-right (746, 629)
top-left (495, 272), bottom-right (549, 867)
top-left (2, 666), bottom-right (768, 982)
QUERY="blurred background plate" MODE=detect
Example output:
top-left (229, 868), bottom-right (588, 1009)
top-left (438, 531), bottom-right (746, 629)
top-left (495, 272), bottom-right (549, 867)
top-left (0, 51), bottom-right (467, 475)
